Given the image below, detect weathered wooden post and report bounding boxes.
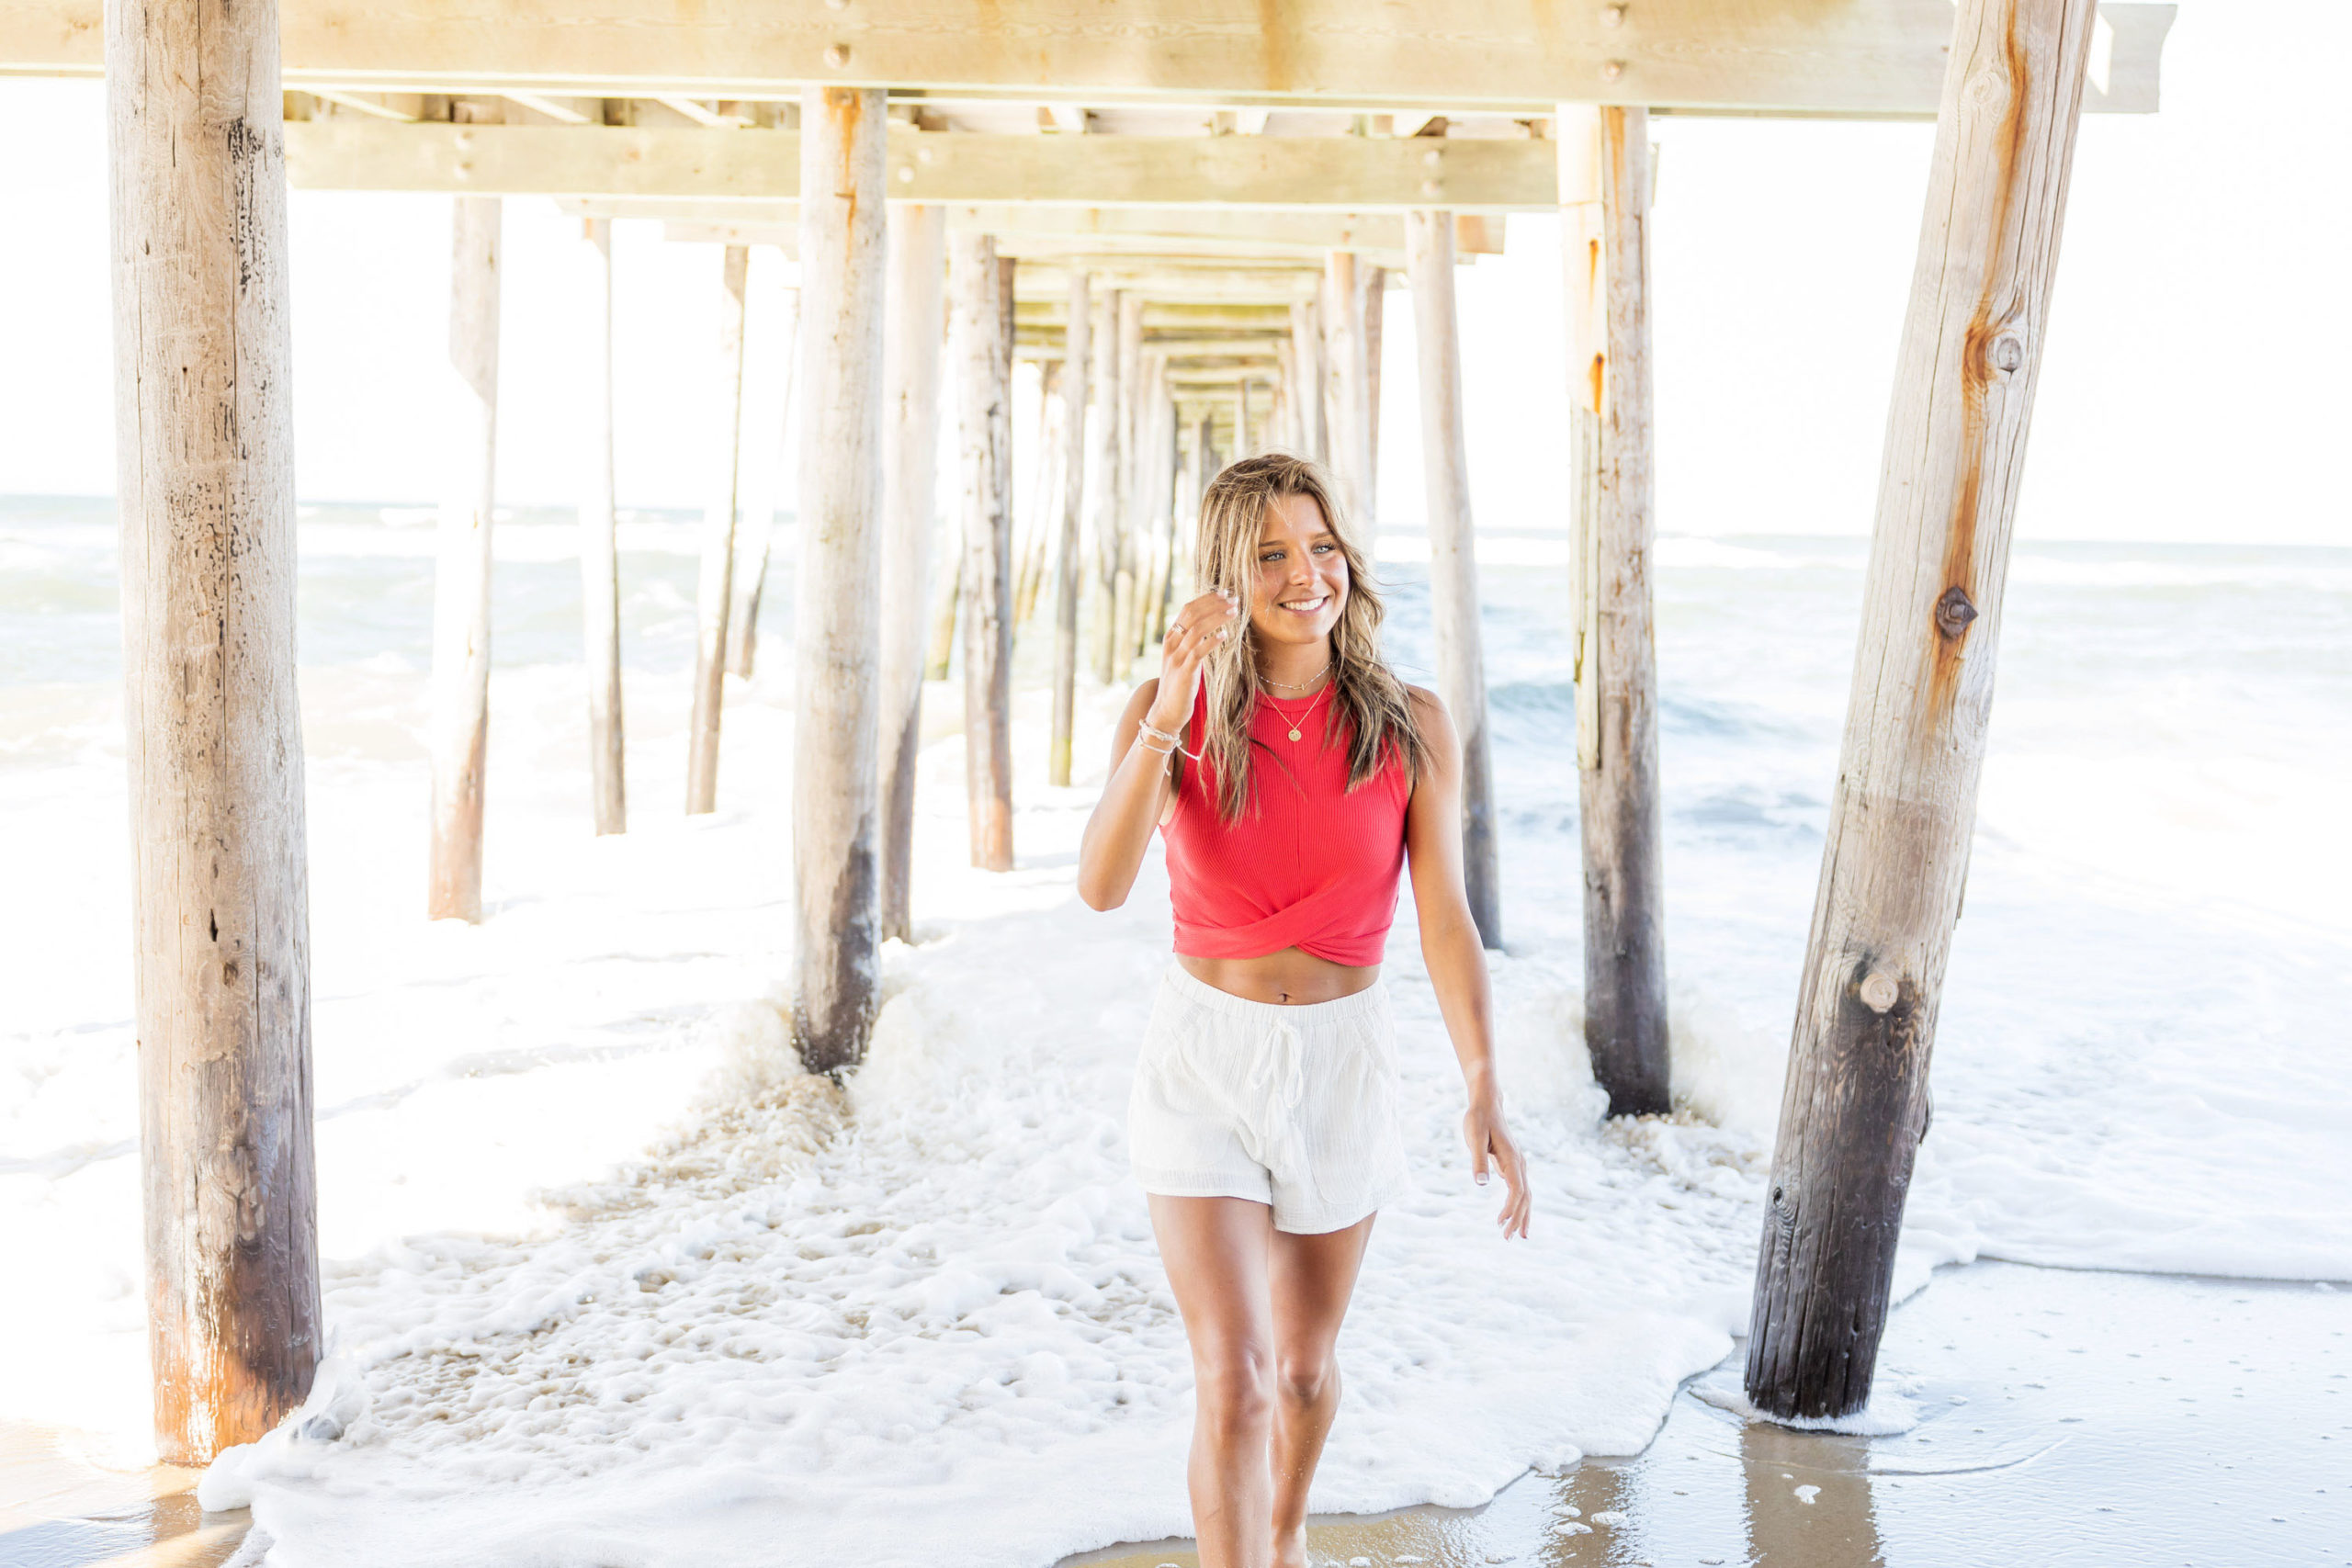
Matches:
[1288,299,1327,464]
[1112,292,1145,675]
[1050,271,1091,786]
[1088,288,1124,683]
[1747,0,2102,1420]
[579,217,626,836]
[728,280,800,678]
[428,188,502,922]
[686,243,751,815]
[1363,265,1385,525]
[792,85,888,1074]
[953,232,1016,871]
[1408,210,1501,948]
[1238,377,1256,457]
[1557,104,1669,1116]
[878,204,947,943]
[1014,361,1061,626]
[107,0,321,1461]
[1323,250,1373,518]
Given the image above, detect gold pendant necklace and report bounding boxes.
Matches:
[1265,681,1332,743]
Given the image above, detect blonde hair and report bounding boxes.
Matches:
[1182,453,1430,821]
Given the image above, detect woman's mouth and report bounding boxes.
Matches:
[1279,593,1330,615]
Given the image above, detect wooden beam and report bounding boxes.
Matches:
[428,194,500,923]
[878,207,948,942]
[5,1,2175,118]
[1408,210,1500,949]
[585,201,1505,256]
[111,0,321,1465]
[791,85,887,1076]
[1746,0,2101,1421]
[684,243,749,815]
[1322,250,1373,519]
[1050,271,1090,787]
[280,123,1564,209]
[1566,103,1671,1118]
[579,216,625,835]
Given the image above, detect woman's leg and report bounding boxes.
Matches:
[1148,1194,1280,1568]
[1265,1213,1377,1568]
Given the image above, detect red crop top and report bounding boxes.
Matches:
[1159,682,1413,965]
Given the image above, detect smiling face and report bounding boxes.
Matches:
[1248,490,1351,649]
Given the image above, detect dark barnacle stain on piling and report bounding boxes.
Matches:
[1935,585,1978,639]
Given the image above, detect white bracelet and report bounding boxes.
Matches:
[1136,719,1200,761]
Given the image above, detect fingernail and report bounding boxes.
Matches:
[1475,1174,1487,1186]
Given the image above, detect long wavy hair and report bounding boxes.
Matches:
[1181,453,1430,821]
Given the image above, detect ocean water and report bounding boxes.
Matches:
[2,493,2346,1563]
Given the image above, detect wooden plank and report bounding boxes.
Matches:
[878,206,948,942]
[280,122,1565,209]
[1050,271,1090,786]
[1568,104,1670,1117]
[726,276,797,677]
[791,85,888,1075]
[578,216,626,835]
[952,231,1016,870]
[5,1,2175,118]
[110,0,321,1464]
[428,193,501,923]
[1407,210,1500,949]
[1746,0,2102,1422]
[684,243,749,815]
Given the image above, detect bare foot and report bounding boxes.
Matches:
[1272,1523,1310,1568]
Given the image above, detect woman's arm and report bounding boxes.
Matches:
[1077,591,1236,910]
[1402,686,1532,1240]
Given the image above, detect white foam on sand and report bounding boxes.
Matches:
[188,767,1778,1564]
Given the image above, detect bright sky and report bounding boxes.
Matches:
[1,0,2346,546]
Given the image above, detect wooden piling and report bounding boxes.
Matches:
[1112,292,1145,676]
[953,232,1017,871]
[791,85,888,1074]
[1088,288,1124,683]
[686,243,751,815]
[1746,0,2102,1421]
[1408,210,1501,949]
[428,191,502,922]
[1557,104,1669,1117]
[578,217,626,836]
[1363,265,1385,525]
[1050,271,1091,786]
[107,0,321,1462]
[1288,299,1327,464]
[727,281,800,678]
[1322,250,1373,518]
[878,204,947,943]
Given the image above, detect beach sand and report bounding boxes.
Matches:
[10,1259,2342,1568]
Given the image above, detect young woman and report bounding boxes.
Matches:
[1078,454,1532,1568]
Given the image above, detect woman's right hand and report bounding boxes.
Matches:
[1149,589,1240,732]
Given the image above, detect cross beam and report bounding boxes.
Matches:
[0,0,2173,117]
[283,121,1560,209]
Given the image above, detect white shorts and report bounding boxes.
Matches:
[1127,962,1413,1235]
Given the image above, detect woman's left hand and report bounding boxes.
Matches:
[1464,1093,1532,1239]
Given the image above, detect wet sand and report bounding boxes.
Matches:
[1066,1262,2351,1568]
[6,1260,2345,1567]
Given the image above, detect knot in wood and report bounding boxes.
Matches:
[1934,585,1978,639]
[1989,333,2025,374]
[1601,4,1627,25]
[1860,972,1900,1013]
[1602,59,1625,81]
[825,42,851,68]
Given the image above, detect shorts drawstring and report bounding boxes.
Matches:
[1245,1016,1307,1174]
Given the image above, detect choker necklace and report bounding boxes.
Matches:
[1259,661,1331,693]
